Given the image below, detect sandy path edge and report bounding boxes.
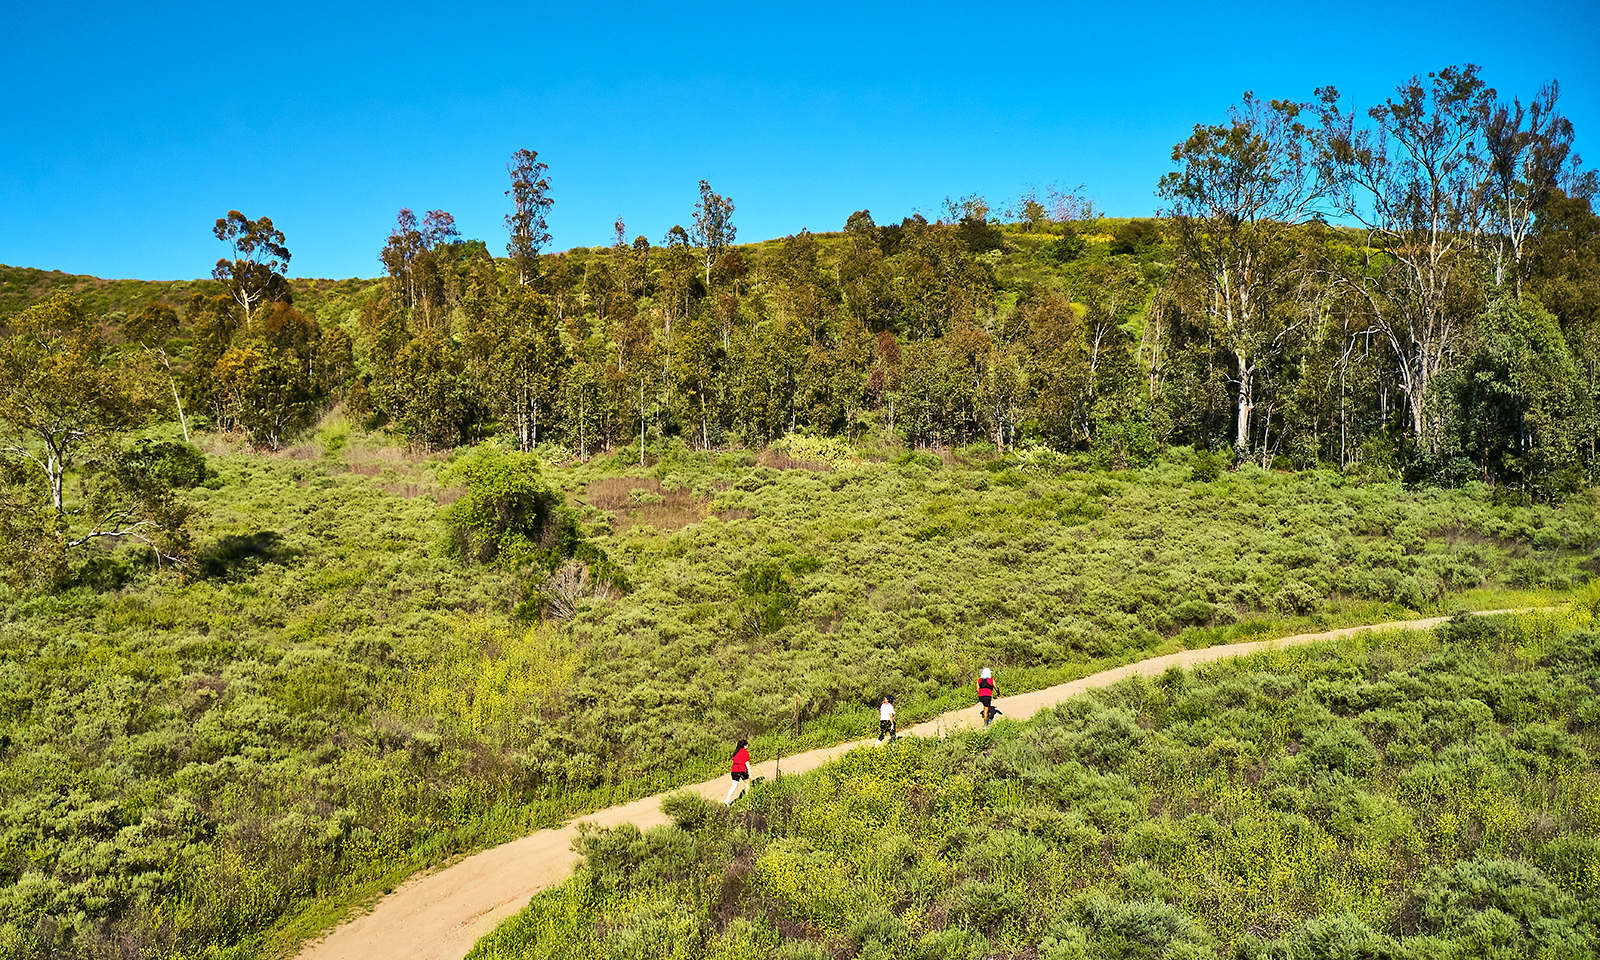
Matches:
[293,609,1532,960]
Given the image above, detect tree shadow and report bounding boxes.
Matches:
[196,531,295,581]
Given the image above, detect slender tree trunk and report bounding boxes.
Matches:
[1233,351,1255,456]
[168,369,190,443]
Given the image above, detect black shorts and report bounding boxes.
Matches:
[880,719,894,734]
[731,771,749,782]
[979,695,992,708]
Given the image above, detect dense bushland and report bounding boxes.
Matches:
[546,443,1600,777]
[0,428,1595,958]
[470,609,1600,960]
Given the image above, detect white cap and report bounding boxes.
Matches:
[981,668,992,679]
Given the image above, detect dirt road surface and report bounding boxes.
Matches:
[294,611,1511,960]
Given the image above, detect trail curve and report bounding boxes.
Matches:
[294,610,1525,960]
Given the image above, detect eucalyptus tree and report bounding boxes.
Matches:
[1483,81,1585,293]
[1526,189,1600,465]
[506,148,553,287]
[1316,65,1496,453]
[490,288,568,452]
[839,210,894,332]
[0,294,198,585]
[211,211,290,324]
[1159,92,1327,457]
[690,180,736,286]
[381,208,425,314]
[381,208,462,335]
[676,308,723,448]
[123,301,190,441]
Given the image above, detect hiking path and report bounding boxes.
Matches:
[295,611,1514,960]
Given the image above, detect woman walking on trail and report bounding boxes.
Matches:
[726,742,748,803]
[725,739,751,804]
[876,695,897,745]
[977,668,1001,726]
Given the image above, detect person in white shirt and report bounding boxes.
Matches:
[876,695,896,745]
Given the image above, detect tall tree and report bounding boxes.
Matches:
[123,302,191,441]
[690,180,736,286]
[1483,81,1582,292]
[490,288,569,452]
[1316,65,1496,453]
[382,208,463,334]
[1527,188,1600,466]
[0,294,196,585]
[840,210,895,331]
[506,149,553,287]
[380,207,424,312]
[1159,92,1326,455]
[211,211,290,324]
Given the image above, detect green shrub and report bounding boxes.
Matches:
[660,789,720,832]
[937,881,1026,935]
[1092,420,1159,470]
[1303,725,1379,777]
[1284,912,1389,960]
[601,901,704,960]
[891,449,943,471]
[733,559,798,636]
[1189,449,1224,483]
[1410,858,1582,951]
[772,433,853,466]
[441,443,574,568]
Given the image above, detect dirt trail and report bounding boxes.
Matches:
[294,611,1515,960]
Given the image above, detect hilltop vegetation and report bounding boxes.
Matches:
[472,609,1600,960]
[0,264,377,329]
[6,66,1600,591]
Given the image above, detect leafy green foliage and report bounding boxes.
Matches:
[0,294,206,583]
[442,443,575,568]
[1110,219,1162,255]
[476,612,1600,960]
[0,426,1597,958]
[733,559,799,637]
[1188,448,1224,482]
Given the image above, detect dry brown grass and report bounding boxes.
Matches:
[379,482,433,499]
[756,449,834,472]
[581,477,707,533]
[190,432,250,457]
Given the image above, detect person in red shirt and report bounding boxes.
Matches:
[977,668,1001,726]
[724,739,751,804]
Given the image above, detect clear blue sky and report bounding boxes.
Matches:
[3,0,1597,281]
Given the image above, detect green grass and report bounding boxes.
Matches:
[538,446,1598,782]
[2,431,1598,959]
[470,608,1600,960]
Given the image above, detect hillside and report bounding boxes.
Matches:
[6,56,1600,960]
[473,609,1600,959]
[1,424,1594,959]
[0,264,382,325]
